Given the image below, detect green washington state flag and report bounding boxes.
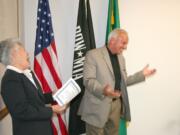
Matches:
[105,0,127,135]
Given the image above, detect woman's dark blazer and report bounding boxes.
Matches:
[1,69,54,135]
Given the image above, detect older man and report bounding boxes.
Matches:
[0,38,66,135]
[78,28,156,135]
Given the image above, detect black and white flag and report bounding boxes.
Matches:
[69,0,96,134]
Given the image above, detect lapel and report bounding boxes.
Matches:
[117,54,127,88]
[30,71,43,91]
[117,54,126,80]
[30,72,45,98]
[117,54,123,73]
[22,73,44,100]
[101,46,114,77]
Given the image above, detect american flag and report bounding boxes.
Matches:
[34,0,68,135]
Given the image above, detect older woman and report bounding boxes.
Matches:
[0,38,66,135]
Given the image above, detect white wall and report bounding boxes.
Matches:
[3,0,179,135]
[121,0,180,135]
[0,0,19,41]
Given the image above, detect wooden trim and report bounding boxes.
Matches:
[0,107,9,121]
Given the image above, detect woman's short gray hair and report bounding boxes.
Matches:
[0,38,23,66]
[108,28,128,44]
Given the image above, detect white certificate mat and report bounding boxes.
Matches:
[53,78,81,106]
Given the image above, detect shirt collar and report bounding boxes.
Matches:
[7,65,24,73]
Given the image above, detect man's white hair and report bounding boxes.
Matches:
[108,28,128,44]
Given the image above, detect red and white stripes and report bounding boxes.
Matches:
[34,41,68,135]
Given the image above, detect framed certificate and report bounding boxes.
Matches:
[53,78,81,106]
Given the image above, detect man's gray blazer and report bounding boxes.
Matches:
[78,46,145,128]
